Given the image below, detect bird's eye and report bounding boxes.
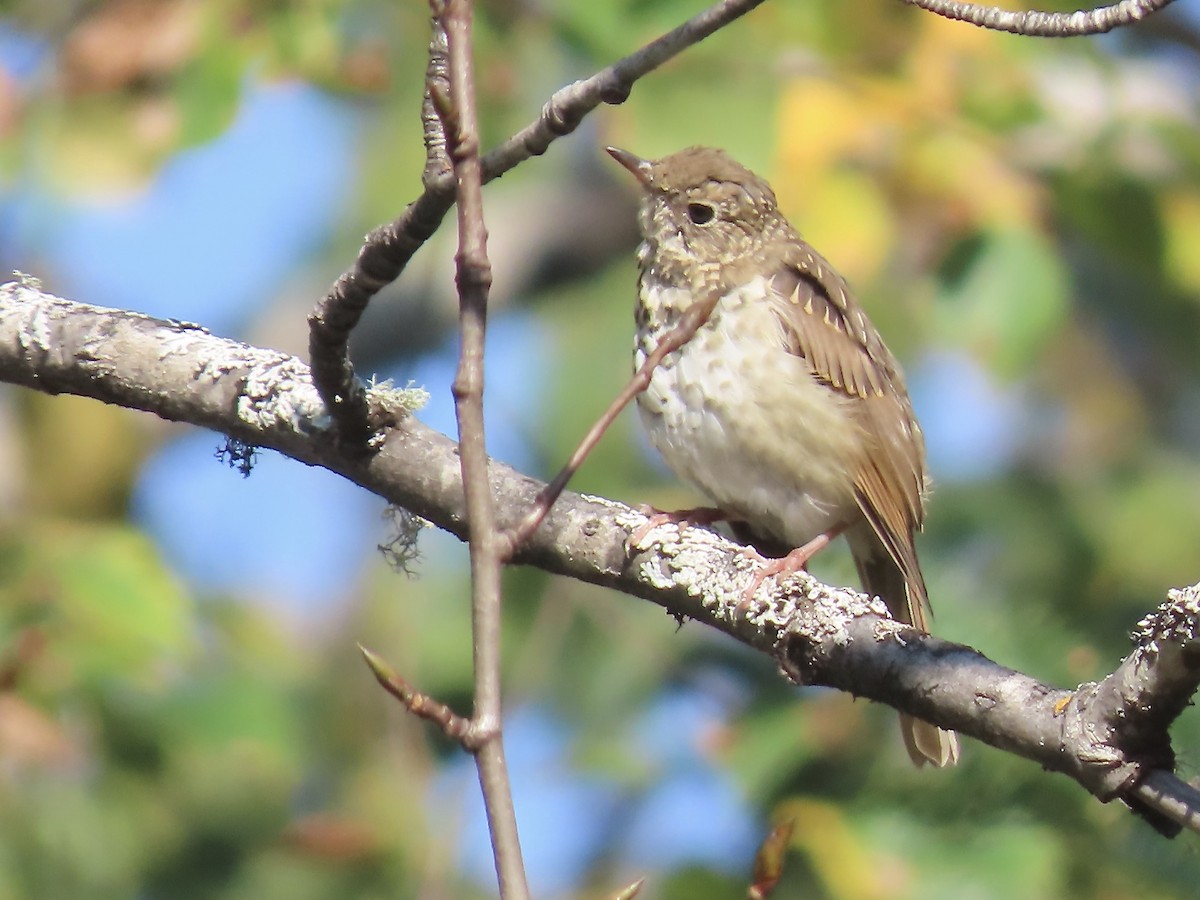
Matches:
[686,202,716,225]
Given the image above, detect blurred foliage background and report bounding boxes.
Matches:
[2,0,1200,897]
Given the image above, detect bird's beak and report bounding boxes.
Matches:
[606,146,654,189]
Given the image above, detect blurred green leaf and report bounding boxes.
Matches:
[21,521,194,691]
[936,228,1070,379]
[174,29,242,148]
[872,813,1067,900]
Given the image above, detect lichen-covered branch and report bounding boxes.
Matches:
[2,281,1197,837]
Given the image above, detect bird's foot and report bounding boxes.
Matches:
[737,531,837,608]
[629,504,730,549]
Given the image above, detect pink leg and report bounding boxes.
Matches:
[738,525,846,605]
[629,505,730,548]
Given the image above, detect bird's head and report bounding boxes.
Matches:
[606,145,785,274]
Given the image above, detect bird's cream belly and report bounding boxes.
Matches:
[636,286,862,548]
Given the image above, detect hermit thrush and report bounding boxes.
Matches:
[608,145,959,768]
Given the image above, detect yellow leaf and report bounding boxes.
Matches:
[776,76,875,178]
[1162,191,1200,294]
[776,797,901,900]
[779,170,895,285]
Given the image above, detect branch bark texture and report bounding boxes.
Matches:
[899,0,1176,36]
[2,281,1197,836]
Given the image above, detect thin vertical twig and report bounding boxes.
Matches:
[422,18,453,184]
[437,0,529,896]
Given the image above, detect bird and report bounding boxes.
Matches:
[607,144,959,768]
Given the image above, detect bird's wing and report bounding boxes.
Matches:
[767,240,929,617]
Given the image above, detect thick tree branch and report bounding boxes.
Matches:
[305,0,766,439]
[2,281,1197,837]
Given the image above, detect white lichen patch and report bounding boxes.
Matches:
[1133,582,1200,650]
[367,379,430,416]
[609,496,901,652]
[237,353,328,433]
[871,617,908,643]
[160,327,216,365]
[578,493,632,521]
[18,303,53,354]
[1,282,55,353]
[639,524,728,597]
[11,271,41,289]
[784,585,878,648]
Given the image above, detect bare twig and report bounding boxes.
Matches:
[359,645,475,744]
[477,0,767,175]
[6,282,1200,837]
[306,0,767,441]
[899,0,1176,36]
[437,0,529,895]
[307,187,449,441]
[502,292,720,556]
[422,18,453,184]
[609,877,646,899]
[748,819,795,899]
[306,18,455,442]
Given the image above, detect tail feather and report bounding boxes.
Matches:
[850,526,959,768]
[901,714,960,769]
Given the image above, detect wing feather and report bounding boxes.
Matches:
[767,240,930,615]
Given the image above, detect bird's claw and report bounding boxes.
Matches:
[735,532,834,612]
[629,504,729,549]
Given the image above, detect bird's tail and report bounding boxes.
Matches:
[852,532,960,768]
